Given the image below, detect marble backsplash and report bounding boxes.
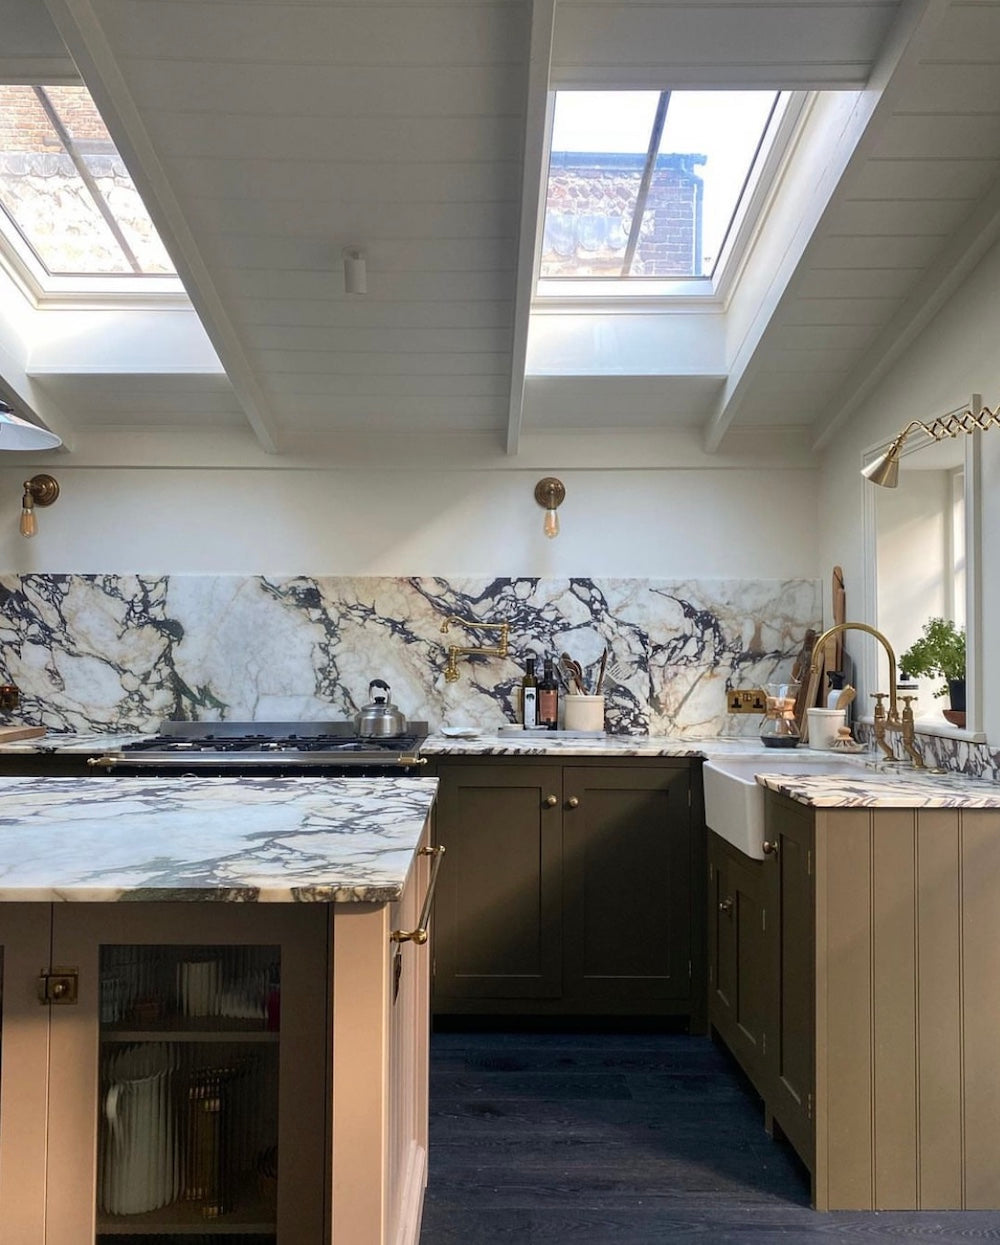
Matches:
[0,574,823,738]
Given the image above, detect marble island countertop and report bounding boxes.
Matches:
[0,775,437,903]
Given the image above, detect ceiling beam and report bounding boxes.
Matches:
[43,0,284,454]
[703,0,951,454]
[505,0,555,457]
[812,171,1000,451]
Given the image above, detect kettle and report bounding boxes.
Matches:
[354,679,408,738]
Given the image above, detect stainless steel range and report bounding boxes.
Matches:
[87,720,431,776]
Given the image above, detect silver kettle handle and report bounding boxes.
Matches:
[369,678,391,703]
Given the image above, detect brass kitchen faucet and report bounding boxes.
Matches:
[809,622,924,767]
[440,615,510,682]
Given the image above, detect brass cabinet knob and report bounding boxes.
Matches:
[762,840,778,856]
[543,795,558,807]
[718,897,734,914]
[566,796,580,809]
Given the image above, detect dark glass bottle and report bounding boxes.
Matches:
[538,657,559,730]
[521,657,538,728]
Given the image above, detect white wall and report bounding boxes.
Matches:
[0,464,819,579]
[818,236,1000,745]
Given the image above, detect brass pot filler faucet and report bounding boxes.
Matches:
[440,616,510,683]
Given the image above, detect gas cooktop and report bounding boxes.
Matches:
[109,720,430,769]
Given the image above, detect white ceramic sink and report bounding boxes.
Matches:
[703,752,871,859]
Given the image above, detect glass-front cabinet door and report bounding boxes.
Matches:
[44,903,329,1244]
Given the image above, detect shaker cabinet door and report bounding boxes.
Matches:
[562,765,692,1010]
[433,764,564,1005]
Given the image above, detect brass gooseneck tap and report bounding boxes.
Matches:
[440,615,510,683]
[808,622,923,767]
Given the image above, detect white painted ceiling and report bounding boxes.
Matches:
[0,0,997,465]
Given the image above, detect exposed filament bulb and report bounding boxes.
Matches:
[19,486,36,538]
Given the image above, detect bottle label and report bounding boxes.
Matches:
[522,686,538,727]
[538,688,558,729]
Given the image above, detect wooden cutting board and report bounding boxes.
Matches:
[0,725,46,744]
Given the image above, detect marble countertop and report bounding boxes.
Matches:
[756,767,1000,809]
[3,728,999,808]
[0,775,437,903]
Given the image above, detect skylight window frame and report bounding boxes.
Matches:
[0,82,186,308]
[533,89,810,308]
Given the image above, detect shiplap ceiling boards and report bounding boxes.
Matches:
[0,0,997,465]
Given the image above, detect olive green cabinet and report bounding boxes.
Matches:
[707,831,767,1084]
[708,799,815,1173]
[431,757,703,1023]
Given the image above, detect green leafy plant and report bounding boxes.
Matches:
[899,617,966,698]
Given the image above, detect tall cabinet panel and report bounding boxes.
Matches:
[707,833,766,1088]
[761,798,815,1169]
[0,905,52,1244]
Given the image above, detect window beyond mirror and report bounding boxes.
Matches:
[869,430,982,737]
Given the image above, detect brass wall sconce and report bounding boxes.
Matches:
[20,473,59,538]
[534,477,565,539]
[440,615,510,682]
[862,394,999,488]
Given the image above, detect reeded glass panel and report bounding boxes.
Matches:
[96,945,279,1239]
[0,85,175,276]
[540,90,781,281]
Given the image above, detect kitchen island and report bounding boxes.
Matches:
[0,774,438,1243]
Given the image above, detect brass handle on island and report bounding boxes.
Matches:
[719,897,734,914]
[390,845,446,946]
[566,796,579,809]
[544,794,558,807]
[86,755,118,769]
[762,840,779,856]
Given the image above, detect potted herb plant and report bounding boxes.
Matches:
[899,617,966,724]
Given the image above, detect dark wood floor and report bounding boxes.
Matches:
[419,1029,1000,1243]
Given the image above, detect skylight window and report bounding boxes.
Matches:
[0,85,175,285]
[538,90,784,292]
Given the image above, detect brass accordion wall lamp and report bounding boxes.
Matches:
[861,394,998,488]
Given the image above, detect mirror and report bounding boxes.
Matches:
[864,420,982,738]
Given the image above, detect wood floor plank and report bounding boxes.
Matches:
[421,1032,1000,1243]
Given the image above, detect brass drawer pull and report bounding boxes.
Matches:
[544,794,558,807]
[391,845,446,945]
[762,840,779,856]
[86,755,118,769]
[718,897,734,914]
[566,796,579,809]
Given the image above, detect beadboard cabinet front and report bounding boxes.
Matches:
[711,790,1000,1212]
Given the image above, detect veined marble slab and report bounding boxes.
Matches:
[757,769,1000,808]
[0,776,437,903]
[0,573,820,739]
[422,733,1000,806]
